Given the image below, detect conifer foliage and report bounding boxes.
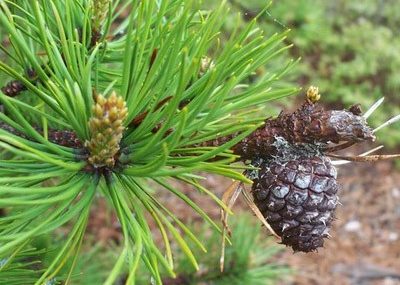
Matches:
[0,0,296,284]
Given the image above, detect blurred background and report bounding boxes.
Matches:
[204,0,400,147]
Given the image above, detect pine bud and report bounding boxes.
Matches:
[1,69,38,97]
[85,92,127,168]
[92,0,111,31]
[306,86,321,103]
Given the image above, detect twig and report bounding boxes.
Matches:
[129,96,173,128]
[329,152,400,162]
[324,141,356,153]
[220,180,242,272]
[331,146,384,165]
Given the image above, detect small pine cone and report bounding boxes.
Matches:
[85,92,128,168]
[0,121,82,148]
[1,80,27,97]
[252,155,339,252]
[48,130,83,148]
[233,101,375,160]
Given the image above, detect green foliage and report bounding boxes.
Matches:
[0,0,295,283]
[0,235,125,285]
[65,245,121,285]
[135,214,291,285]
[0,215,291,285]
[0,247,45,285]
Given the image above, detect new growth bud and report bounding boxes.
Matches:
[306,86,321,103]
[85,92,128,168]
[92,0,111,31]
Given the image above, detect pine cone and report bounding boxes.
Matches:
[252,155,339,252]
[1,80,27,97]
[233,101,375,160]
[0,122,83,148]
[1,69,38,97]
[48,130,83,148]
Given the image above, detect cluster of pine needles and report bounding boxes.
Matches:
[0,0,297,284]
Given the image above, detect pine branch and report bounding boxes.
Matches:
[0,96,376,158]
[0,122,82,148]
[0,0,297,282]
[198,97,375,161]
[0,0,398,282]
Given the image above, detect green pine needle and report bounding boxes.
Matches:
[0,0,296,283]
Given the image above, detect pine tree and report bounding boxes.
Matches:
[0,0,297,284]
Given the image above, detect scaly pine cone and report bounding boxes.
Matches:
[85,92,128,168]
[1,69,38,97]
[252,154,339,252]
[48,130,83,148]
[233,100,375,160]
[0,122,83,148]
[1,80,27,97]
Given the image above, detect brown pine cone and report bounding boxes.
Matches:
[0,122,83,148]
[1,80,27,97]
[233,101,375,160]
[48,130,83,148]
[251,154,339,252]
[1,69,37,97]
